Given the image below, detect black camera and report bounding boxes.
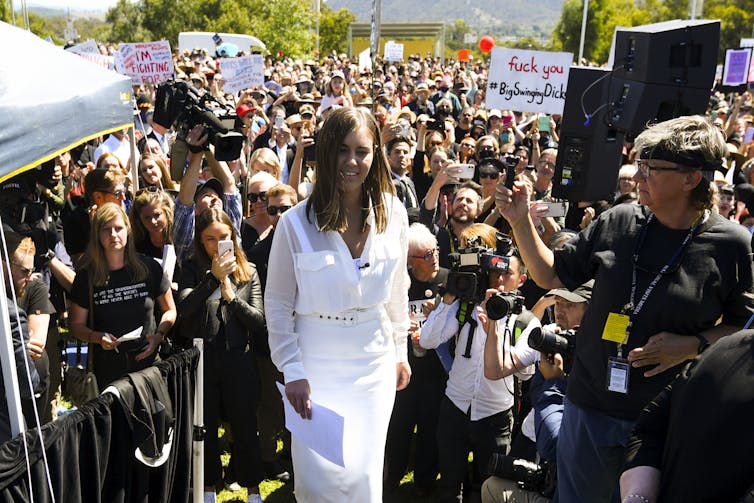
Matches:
[446,234,522,319]
[425,118,445,133]
[527,327,575,359]
[153,80,244,161]
[486,291,525,321]
[488,453,554,494]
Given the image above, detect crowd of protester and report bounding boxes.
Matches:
[2,43,754,503]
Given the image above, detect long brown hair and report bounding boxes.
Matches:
[193,207,253,284]
[307,107,395,233]
[87,203,148,287]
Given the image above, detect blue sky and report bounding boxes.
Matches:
[27,0,118,11]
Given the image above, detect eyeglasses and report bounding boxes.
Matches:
[537,160,556,170]
[460,143,476,149]
[479,171,499,180]
[248,191,268,203]
[409,248,439,261]
[266,204,292,216]
[11,262,34,277]
[478,146,495,152]
[634,159,684,178]
[98,188,126,199]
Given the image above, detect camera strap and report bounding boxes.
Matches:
[455,301,476,358]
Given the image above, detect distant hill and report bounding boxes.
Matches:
[26,6,106,20]
[326,0,564,39]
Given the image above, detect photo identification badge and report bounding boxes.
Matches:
[606,357,630,394]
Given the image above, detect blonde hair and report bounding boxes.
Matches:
[87,203,148,287]
[129,189,175,248]
[250,148,282,180]
[139,154,176,190]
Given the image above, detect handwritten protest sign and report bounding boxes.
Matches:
[486,48,573,114]
[115,41,174,85]
[66,40,114,70]
[723,48,752,86]
[220,54,264,94]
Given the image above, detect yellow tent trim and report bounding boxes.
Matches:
[0,122,135,184]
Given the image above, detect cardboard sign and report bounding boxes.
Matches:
[66,39,99,55]
[384,41,404,62]
[115,41,174,85]
[722,48,752,86]
[486,48,573,114]
[220,54,264,94]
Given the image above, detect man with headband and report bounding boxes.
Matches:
[493,115,754,502]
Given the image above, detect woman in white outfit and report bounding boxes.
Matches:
[265,107,411,502]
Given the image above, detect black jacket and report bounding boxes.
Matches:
[176,260,266,351]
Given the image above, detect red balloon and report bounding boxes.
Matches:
[479,35,495,54]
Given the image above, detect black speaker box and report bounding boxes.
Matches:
[611,19,720,87]
[553,67,625,203]
[607,79,711,135]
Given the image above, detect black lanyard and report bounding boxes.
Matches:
[619,211,704,355]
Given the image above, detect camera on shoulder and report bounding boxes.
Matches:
[445,233,524,320]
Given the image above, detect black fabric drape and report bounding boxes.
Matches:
[0,348,199,503]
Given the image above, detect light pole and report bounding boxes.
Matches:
[578,0,589,65]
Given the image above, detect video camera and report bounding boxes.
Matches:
[446,233,525,319]
[152,80,244,162]
[488,453,556,496]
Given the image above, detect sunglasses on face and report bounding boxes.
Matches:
[99,189,126,199]
[11,262,34,277]
[248,191,268,203]
[479,171,499,180]
[266,204,291,216]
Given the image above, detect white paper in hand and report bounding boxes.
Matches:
[117,326,143,343]
[275,382,345,468]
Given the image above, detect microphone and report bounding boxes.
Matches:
[358,262,371,270]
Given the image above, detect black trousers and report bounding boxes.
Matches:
[384,350,447,489]
[436,396,512,502]
[203,345,264,488]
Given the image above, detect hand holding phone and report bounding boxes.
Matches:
[218,239,234,259]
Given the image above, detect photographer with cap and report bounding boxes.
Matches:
[482,281,593,503]
[495,115,754,502]
[173,125,242,264]
[420,223,539,503]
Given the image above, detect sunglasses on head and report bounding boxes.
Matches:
[266,204,291,216]
[136,185,161,195]
[248,191,268,203]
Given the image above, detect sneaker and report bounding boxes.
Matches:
[263,460,291,482]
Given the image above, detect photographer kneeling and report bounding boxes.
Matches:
[420,223,539,503]
[482,281,593,503]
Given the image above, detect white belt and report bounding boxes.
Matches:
[301,307,383,327]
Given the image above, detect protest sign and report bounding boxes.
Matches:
[220,54,264,94]
[741,38,754,48]
[358,48,372,73]
[722,48,752,86]
[486,48,573,114]
[384,41,404,62]
[115,41,174,85]
[66,39,99,55]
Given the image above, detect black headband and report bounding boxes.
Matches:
[640,145,722,172]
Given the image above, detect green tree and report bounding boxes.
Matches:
[106,0,153,43]
[0,0,10,23]
[318,4,356,57]
[446,19,473,52]
[707,3,752,60]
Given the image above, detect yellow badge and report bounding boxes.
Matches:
[601,312,630,344]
